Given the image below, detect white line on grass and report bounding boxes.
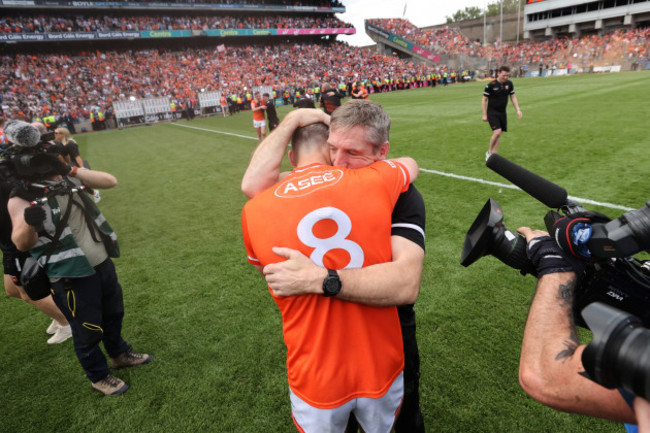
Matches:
[171,123,635,212]
[421,168,634,212]
[170,122,258,140]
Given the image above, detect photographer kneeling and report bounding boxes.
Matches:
[5,121,152,396]
[517,226,647,432]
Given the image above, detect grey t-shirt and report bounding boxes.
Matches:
[55,193,108,268]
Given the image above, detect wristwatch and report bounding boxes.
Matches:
[322,269,341,297]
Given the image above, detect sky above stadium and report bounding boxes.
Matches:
[339,0,489,46]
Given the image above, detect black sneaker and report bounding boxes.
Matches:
[110,349,154,369]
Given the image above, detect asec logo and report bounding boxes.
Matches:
[275,169,344,198]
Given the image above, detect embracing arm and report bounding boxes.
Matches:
[337,235,423,305]
[392,157,419,183]
[263,235,423,307]
[241,108,330,198]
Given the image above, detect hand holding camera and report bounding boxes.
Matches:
[521,231,585,278]
[24,205,46,229]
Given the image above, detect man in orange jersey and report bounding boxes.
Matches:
[251,91,267,142]
[243,101,426,433]
[242,109,419,433]
[220,94,229,117]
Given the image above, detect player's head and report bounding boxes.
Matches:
[328,99,390,169]
[254,91,261,100]
[289,122,330,167]
[262,93,270,101]
[497,66,510,81]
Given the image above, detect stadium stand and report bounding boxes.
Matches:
[367,18,649,76]
[0,0,359,127]
[0,42,438,128]
[0,1,647,130]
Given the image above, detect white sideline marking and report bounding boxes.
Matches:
[170,122,258,140]
[420,168,635,212]
[170,123,635,212]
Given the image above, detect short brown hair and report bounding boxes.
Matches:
[330,99,390,152]
[291,122,329,161]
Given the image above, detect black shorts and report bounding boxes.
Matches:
[487,111,507,132]
[2,250,29,283]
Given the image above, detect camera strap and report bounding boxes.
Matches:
[70,194,103,244]
[38,190,76,268]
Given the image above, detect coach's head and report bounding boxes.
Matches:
[328,99,390,169]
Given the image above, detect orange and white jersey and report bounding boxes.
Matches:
[242,161,410,409]
[251,99,266,121]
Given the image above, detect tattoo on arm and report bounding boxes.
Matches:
[554,277,580,363]
[556,278,576,307]
[555,340,578,362]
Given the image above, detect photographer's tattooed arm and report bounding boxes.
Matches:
[554,277,579,362]
[518,272,636,422]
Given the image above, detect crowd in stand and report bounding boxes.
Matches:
[368,18,649,69]
[1,13,648,128]
[0,13,352,33]
[0,41,443,125]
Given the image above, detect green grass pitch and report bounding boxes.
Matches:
[1,71,649,432]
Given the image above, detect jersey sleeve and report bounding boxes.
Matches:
[391,185,426,251]
[241,206,261,266]
[509,81,515,95]
[372,159,411,194]
[483,83,491,97]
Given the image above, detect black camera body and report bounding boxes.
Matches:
[0,134,62,182]
[462,154,650,401]
[461,198,650,329]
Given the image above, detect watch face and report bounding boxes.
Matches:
[323,275,341,296]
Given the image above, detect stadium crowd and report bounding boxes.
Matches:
[0,13,352,33]
[368,18,650,70]
[1,14,648,127]
[0,42,442,125]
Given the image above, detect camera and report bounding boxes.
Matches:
[0,120,64,181]
[581,302,650,400]
[461,154,650,326]
[461,197,650,328]
[39,131,55,145]
[0,132,65,183]
[461,154,650,399]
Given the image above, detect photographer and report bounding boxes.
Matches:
[1,170,72,344]
[5,120,152,396]
[516,226,644,431]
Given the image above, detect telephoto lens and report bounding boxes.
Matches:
[582,302,650,400]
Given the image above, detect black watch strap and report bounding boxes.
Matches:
[322,269,341,297]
